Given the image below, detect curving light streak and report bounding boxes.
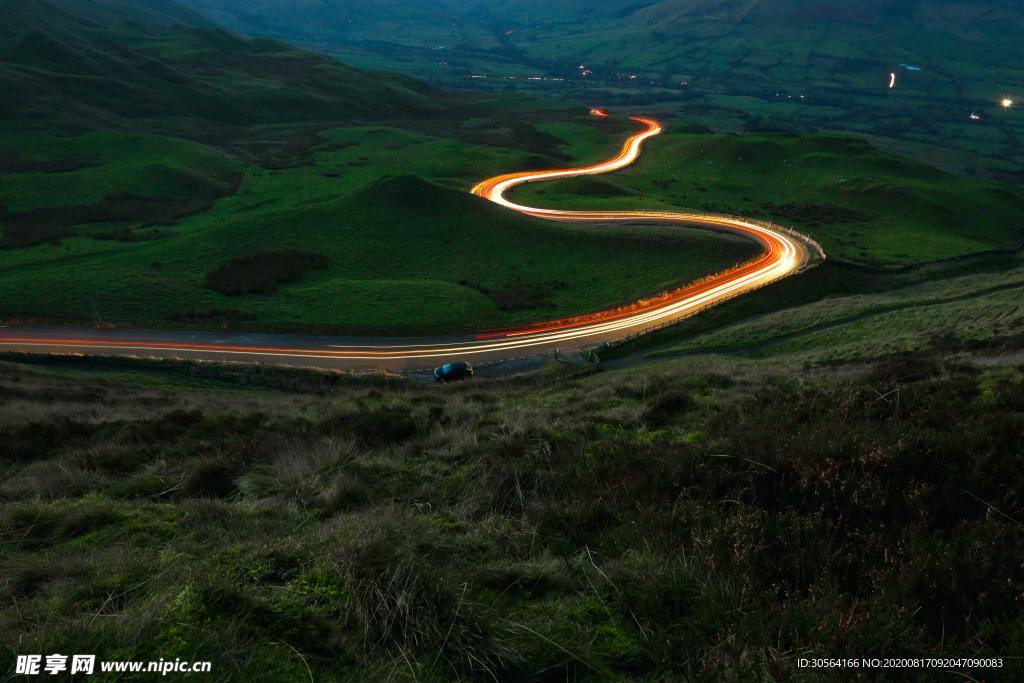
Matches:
[0,117,816,366]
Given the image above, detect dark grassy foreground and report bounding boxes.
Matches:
[1,350,1022,681]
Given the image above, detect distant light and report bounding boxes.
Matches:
[970,113,982,121]
[1001,98,1014,109]
[889,72,896,89]
[590,108,609,118]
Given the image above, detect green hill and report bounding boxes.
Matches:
[0,0,443,139]
[37,0,214,29]
[512,128,1024,267]
[0,139,757,333]
[0,0,771,336]
[5,0,1021,337]
[177,0,576,53]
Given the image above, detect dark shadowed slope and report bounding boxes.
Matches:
[54,0,214,28]
[0,0,444,138]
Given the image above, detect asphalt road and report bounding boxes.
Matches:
[0,116,821,372]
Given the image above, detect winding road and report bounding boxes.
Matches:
[0,116,821,371]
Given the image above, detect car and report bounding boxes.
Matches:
[433,361,474,382]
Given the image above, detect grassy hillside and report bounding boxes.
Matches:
[0,2,761,335]
[0,131,241,247]
[513,123,1024,267]
[34,0,215,29]
[181,0,495,49]
[605,250,1023,364]
[654,261,1024,362]
[0,123,757,334]
[4,105,1022,333]
[0,1,442,138]
[509,120,1024,371]
[0,343,1021,680]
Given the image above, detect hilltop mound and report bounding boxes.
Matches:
[348,174,510,220]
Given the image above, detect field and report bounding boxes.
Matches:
[0,123,758,335]
[513,124,1024,267]
[5,110,1023,336]
[0,7,764,336]
[6,1,1023,338]
[1,343,1022,680]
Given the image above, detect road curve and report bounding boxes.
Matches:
[0,116,821,371]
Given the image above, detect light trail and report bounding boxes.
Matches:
[0,116,820,369]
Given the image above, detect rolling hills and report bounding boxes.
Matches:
[4,0,1023,338]
[3,0,214,33]
[4,0,1024,336]
[175,0,1024,180]
[0,0,762,335]
[0,0,443,138]
[512,129,1024,267]
[0,124,758,334]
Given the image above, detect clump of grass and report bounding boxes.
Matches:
[1,352,1022,679]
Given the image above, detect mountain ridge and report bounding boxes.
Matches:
[0,0,444,138]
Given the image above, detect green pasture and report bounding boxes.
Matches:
[513,125,1024,266]
[0,124,757,334]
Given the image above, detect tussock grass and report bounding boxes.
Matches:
[1,349,1022,680]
